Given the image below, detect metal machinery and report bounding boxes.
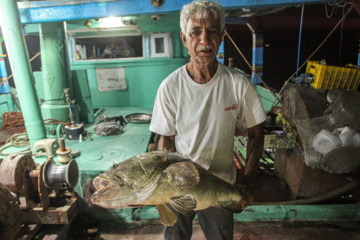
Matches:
[0,153,79,240]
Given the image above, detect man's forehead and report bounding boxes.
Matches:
[187,15,220,28]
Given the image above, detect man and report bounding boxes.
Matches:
[150,1,266,239]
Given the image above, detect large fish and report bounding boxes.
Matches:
[90,151,249,226]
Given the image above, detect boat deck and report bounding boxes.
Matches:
[0,107,359,240]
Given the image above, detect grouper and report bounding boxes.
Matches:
[90,151,249,226]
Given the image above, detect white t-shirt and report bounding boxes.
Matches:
[150,63,266,183]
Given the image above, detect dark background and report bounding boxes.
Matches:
[225,4,360,90]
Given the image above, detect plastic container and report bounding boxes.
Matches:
[264,131,296,150]
[306,61,360,90]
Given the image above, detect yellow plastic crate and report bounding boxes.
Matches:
[306,61,360,90]
[264,132,296,150]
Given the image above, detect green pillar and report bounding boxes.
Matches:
[40,22,70,127]
[0,0,46,146]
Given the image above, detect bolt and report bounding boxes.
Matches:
[59,138,66,151]
[29,169,39,178]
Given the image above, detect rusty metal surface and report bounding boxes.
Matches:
[21,194,78,225]
[0,181,22,240]
[38,160,50,210]
[16,224,42,240]
[0,154,37,209]
[0,154,35,192]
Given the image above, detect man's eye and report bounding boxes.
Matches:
[208,29,219,34]
[192,30,201,35]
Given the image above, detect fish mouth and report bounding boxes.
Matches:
[93,174,114,190]
[90,184,136,208]
[90,171,162,209]
[91,175,136,208]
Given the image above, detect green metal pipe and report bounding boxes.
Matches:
[0,0,46,147]
[40,22,70,126]
[40,22,68,103]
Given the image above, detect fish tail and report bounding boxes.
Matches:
[216,186,253,213]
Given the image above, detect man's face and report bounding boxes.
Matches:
[181,15,222,66]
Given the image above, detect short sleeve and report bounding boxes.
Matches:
[240,83,267,128]
[149,83,177,136]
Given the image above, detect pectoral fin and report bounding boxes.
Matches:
[156,204,177,226]
[170,194,197,216]
[164,162,200,189]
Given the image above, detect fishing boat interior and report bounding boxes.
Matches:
[0,0,359,239]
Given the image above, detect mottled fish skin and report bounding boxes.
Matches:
[143,152,242,211]
[91,151,243,214]
[91,152,164,208]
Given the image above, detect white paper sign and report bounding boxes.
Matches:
[96,67,127,92]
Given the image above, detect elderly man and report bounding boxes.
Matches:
[150,1,266,239]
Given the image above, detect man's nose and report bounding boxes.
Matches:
[200,31,210,45]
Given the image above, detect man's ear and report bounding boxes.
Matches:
[180,31,187,47]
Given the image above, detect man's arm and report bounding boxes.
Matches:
[236,123,264,183]
[157,135,176,152]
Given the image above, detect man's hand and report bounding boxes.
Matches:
[243,123,264,178]
[158,135,176,152]
[234,183,253,208]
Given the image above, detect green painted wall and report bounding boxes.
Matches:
[71,58,186,108]
[26,14,188,110]
[67,13,187,109]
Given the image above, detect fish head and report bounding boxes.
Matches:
[90,152,165,208]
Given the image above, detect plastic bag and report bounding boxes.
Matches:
[333,126,360,148]
[337,126,356,147]
[94,121,123,137]
[312,129,341,155]
[352,132,360,148]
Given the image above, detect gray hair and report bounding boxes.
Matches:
[180,0,225,35]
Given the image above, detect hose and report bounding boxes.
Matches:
[94,107,104,119]
[56,123,64,142]
[252,181,360,206]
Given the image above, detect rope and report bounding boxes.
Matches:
[0,111,24,130]
[0,113,69,154]
[6,52,41,81]
[0,133,30,156]
[10,91,21,111]
[44,118,69,126]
